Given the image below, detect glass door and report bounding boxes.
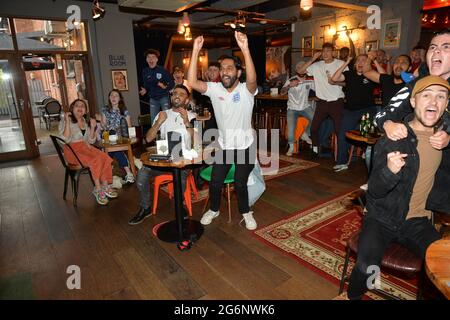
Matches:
[60,54,93,111]
[0,53,39,161]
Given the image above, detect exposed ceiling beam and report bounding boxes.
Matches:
[314,0,376,12]
[193,7,266,17]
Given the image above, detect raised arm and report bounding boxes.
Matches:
[146,111,167,143]
[297,51,322,75]
[363,51,381,83]
[331,56,352,83]
[187,36,208,94]
[234,31,257,94]
[346,31,356,58]
[373,59,387,74]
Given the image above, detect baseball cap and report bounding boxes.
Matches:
[412,75,450,96]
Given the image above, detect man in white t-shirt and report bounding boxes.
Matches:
[188,31,258,230]
[129,84,195,225]
[281,62,316,156]
[297,42,348,157]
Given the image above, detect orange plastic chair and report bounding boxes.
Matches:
[285,117,309,154]
[152,172,198,216]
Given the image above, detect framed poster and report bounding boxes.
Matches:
[365,40,379,53]
[382,19,401,49]
[111,69,128,91]
[302,35,314,57]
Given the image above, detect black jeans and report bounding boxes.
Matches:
[347,216,441,300]
[209,147,255,215]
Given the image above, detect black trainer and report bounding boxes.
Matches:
[128,207,152,225]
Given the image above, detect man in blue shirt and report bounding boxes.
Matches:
[139,49,174,123]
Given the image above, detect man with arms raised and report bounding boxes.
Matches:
[188,32,258,230]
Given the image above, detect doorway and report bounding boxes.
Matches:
[0,53,39,161]
[23,53,92,156]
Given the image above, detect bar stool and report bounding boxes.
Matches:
[152,172,198,216]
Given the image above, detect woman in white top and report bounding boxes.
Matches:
[59,99,118,205]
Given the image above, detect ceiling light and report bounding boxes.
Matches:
[300,0,313,11]
[92,0,105,21]
[184,26,192,41]
[182,12,190,27]
[230,22,236,29]
[177,19,185,34]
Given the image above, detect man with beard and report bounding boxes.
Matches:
[129,85,195,225]
[187,31,258,230]
[346,76,446,299]
[363,53,412,107]
[373,29,450,219]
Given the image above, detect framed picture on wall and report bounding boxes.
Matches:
[111,69,128,91]
[365,40,379,53]
[382,19,401,49]
[302,36,314,57]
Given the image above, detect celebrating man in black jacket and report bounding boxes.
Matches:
[347,76,447,300]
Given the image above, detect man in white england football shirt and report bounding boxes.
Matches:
[188,31,258,230]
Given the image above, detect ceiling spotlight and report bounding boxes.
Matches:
[177,19,185,34]
[182,12,190,27]
[184,26,192,41]
[300,0,313,11]
[230,22,236,29]
[92,0,105,21]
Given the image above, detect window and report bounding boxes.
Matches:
[0,17,14,50]
[14,18,87,51]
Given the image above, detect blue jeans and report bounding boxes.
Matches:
[286,107,314,144]
[150,95,170,124]
[137,166,188,210]
[336,107,377,165]
[109,151,129,168]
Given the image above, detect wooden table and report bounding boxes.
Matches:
[141,150,206,250]
[425,238,450,299]
[97,137,137,177]
[345,130,382,171]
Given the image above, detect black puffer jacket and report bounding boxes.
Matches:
[367,118,448,230]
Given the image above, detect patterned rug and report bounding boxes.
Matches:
[254,191,418,300]
[161,154,318,203]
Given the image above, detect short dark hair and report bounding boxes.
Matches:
[322,42,334,50]
[433,28,450,37]
[340,46,350,52]
[208,61,220,69]
[144,49,160,58]
[396,54,412,66]
[219,55,242,70]
[413,45,426,51]
[172,84,190,96]
[217,54,229,62]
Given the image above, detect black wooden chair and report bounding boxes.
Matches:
[50,135,94,207]
[43,98,62,130]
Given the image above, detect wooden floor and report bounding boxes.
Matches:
[0,152,369,300]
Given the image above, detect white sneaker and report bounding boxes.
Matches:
[301,133,312,145]
[286,143,294,156]
[125,173,135,184]
[360,183,368,191]
[334,164,348,172]
[200,209,220,225]
[240,211,257,230]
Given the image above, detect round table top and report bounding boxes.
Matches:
[345,130,381,145]
[97,137,137,149]
[425,238,450,299]
[140,149,205,169]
